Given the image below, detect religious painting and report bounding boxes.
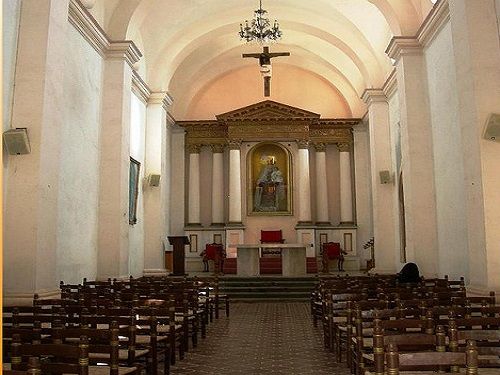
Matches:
[129,157,140,225]
[247,142,292,215]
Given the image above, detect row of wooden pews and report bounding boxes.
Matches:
[3,275,230,374]
[311,274,500,374]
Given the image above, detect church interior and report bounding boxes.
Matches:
[2,0,500,373]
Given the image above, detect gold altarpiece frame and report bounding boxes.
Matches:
[177,100,360,216]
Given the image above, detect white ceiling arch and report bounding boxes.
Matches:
[169,44,365,118]
[184,63,354,119]
[151,24,372,93]
[93,0,435,119]
[145,2,389,87]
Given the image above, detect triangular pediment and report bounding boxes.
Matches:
[216,100,320,121]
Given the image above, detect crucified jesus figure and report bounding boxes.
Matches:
[242,46,290,97]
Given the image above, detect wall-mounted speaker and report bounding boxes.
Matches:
[3,128,31,155]
[148,174,161,187]
[484,113,500,142]
[379,170,393,184]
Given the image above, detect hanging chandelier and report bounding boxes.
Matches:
[239,0,283,43]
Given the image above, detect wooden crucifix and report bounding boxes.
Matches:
[243,46,290,97]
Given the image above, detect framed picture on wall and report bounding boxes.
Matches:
[343,233,353,253]
[129,157,140,225]
[189,234,198,252]
[247,142,292,216]
[319,233,328,246]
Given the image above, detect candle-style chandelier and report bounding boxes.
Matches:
[239,0,283,43]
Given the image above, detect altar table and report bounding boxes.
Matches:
[236,244,307,277]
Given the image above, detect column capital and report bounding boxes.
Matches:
[313,142,327,152]
[148,91,174,110]
[336,142,351,152]
[209,143,225,153]
[106,41,142,67]
[385,36,423,62]
[186,144,202,154]
[228,140,242,150]
[361,89,388,105]
[296,139,309,149]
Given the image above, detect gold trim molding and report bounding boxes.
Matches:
[177,100,360,147]
[313,143,327,152]
[210,144,225,153]
[337,142,351,152]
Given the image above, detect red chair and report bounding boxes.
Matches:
[205,243,225,275]
[322,242,346,272]
[260,230,285,244]
[260,230,285,256]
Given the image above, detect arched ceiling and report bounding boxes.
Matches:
[90,0,434,119]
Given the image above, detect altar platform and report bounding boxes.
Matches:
[183,273,366,301]
[236,243,310,277]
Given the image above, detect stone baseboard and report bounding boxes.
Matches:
[4,289,60,306]
[143,268,169,276]
[466,284,500,297]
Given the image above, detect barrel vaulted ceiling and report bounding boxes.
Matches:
[89,0,434,119]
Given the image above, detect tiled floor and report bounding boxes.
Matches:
[170,302,350,375]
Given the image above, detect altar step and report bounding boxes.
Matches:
[222,257,319,275]
[219,276,318,301]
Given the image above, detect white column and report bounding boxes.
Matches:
[210,144,225,226]
[169,126,185,235]
[361,89,398,273]
[187,144,202,226]
[314,143,330,225]
[4,0,69,302]
[143,92,171,276]
[228,141,243,224]
[449,0,500,293]
[338,143,354,224]
[97,42,140,280]
[387,37,439,276]
[297,140,312,224]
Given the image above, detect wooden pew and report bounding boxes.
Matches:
[380,340,481,374]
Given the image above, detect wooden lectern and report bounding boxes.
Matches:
[167,236,189,276]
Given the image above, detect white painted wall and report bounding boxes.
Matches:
[129,94,146,277]
[57,26,104,284]
[424,21,468,280]
[497,0,500,35]
[354,121,373,266]
[2,0,22,197]
[388,90,404,271]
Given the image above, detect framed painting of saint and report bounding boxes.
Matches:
[247,142,292,215]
